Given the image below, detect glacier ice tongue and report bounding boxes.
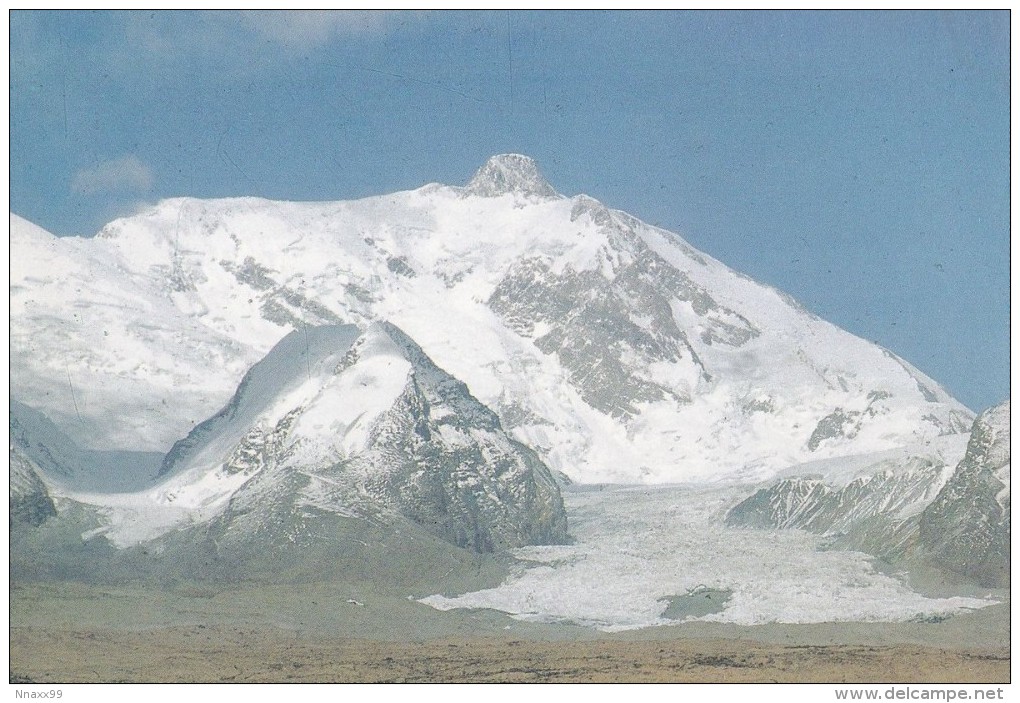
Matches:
[420,484,996,631]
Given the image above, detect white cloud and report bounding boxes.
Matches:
[241,10,409,48]
[71,155,154,196]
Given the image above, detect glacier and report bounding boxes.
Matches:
[421,483,995,631]
[9,154,1001,631]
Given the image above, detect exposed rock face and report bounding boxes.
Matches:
[9,444,56,527]
[728,401,1010,588]
[156,323,568,554]
[484,198,761,418]
[918,402,1010,587]
[725,455,950,560]
[464,154,559,199]
[10,399,77,481]
[362,323,568,550]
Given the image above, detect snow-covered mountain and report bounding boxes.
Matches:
[10,399,161,493]
[10,154,972,484]
[63,322,567,552]
[725,436,968,559]
[726,401,1010,587]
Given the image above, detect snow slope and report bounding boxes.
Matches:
[10,154,973,484]
[68,323,567,551]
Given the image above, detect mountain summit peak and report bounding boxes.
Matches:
[464,154,558,199]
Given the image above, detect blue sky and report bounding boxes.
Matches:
[9,10,1010,412]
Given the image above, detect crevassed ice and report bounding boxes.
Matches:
[420,485,995,631]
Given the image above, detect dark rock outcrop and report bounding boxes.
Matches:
[918,402,1010,587]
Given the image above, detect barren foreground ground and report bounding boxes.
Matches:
[8,625,1009,683]
[9,581,1009,683]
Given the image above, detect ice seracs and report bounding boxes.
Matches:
[422,483,994,630]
